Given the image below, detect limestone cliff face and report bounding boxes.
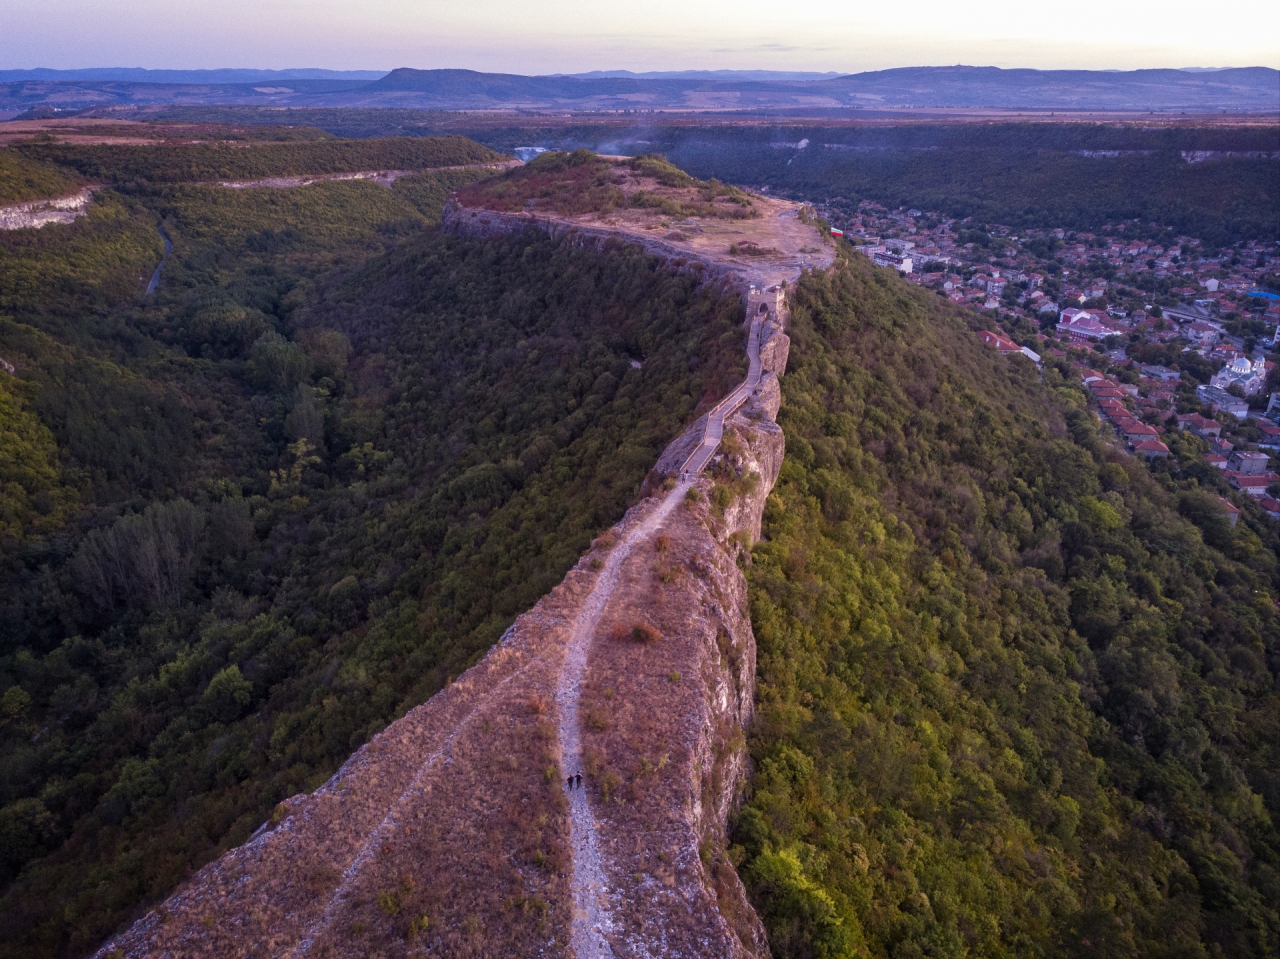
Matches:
[759,329,790,378]
[442,202,743,289]
[0,187,95,230]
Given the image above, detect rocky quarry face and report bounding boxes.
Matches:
[96,226,794,959]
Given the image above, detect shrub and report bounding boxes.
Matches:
[377,890,402,917]
[600,772,622,803]
[406,913,430,937]
[631,623,662,645]
[712,485,734,512]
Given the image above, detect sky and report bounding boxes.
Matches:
[3,0,1279,74]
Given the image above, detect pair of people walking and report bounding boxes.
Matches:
[565,773,583,789]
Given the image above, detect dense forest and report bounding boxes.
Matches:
[657,130,1278,250]
[9,135,501,186]
[0,140,747,956]
[735,252,1280,957]
[132,110,1279,247]
[0,152,81,205]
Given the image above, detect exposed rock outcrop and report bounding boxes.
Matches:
[0,187,95,230]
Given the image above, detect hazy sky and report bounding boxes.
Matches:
[4,0,1279,73]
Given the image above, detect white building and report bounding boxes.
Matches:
[872,251,913,274]
[1210,356,1266,396]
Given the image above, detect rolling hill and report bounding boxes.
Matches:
[2,65,1276,117]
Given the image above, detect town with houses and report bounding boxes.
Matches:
[822,200,1280,523]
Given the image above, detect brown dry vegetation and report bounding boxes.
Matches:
[564,403,782,956]
[448,155,834,291]
[455,150,758,221]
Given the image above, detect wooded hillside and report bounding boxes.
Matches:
[10,135,501,186]
[737,253,1280,957]
[0,145,744,956]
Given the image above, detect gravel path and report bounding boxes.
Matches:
[556,478,692,959]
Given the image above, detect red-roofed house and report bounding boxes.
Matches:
[1185,321,1221,344]
[1134,439,1170,459]
[975,330,1041,366]
[1257,422,1280,449]
[1261,497,1280,521]
[1177,413,1221,439]
[1221,498,1241,526]
[977,330,1020,353]
[1227,472,1273,497]
[1119,422,1160,445]
[1058,308,1120,342]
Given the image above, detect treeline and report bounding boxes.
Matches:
[713,123,1280,155]
[0,151,80,205]
[735,252,1280,957]
[663,136,1278,249]
[8,135,502,186]
[0,153,744,956]
[142,105,457,140]
[62,115,1278,247]
[134,109,1280,156]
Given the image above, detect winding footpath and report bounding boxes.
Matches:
[556,298,771,958]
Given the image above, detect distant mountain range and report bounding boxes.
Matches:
[2,65,1276,116]
[562,70,845,82]
[0,68,386,83]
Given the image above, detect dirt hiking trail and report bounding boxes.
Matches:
[558,476,694,958]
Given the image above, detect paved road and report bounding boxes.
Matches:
[679,308,767,476]
[146,224,172,295]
